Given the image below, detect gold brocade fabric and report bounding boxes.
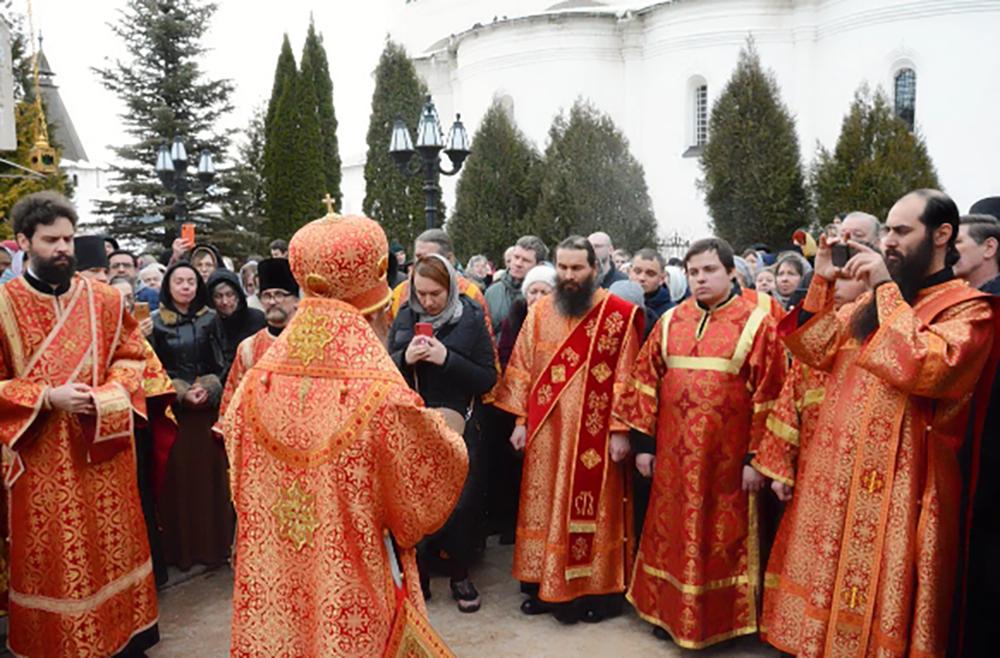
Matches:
[223,296,468,657]
[762,276,994,658]
[492,290,639,603]
[0,276,157,657]
[613,293,786,649]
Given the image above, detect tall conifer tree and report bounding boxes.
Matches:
[812,86,939,223]
[302,19,341,208]
[532,99,657,252]
[700,40,810,250]
[93,0,234,249]
[449,99,541,263]
[363,40,429,249]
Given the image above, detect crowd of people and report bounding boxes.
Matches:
[0,187,998,657]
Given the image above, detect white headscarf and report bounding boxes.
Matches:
[665,265,688,303]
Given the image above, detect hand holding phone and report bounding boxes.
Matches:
[134,301,150,322]
[831,243,854,268]
[414,322,433,338]
[181,222,196,246]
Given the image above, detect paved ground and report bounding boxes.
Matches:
[149,540,777,657]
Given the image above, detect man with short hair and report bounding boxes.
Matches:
[217,257,300,426]
[495,236,642,624]
[954,214,1000,293]
[615,237,786,648]
[839,211,882,244]
[628,248,672,319]
[74,234,110,283]
[0,191,159,656]
[109,248,139,282]
[588,231,628,289]
[485,235,549,336]
[760,190,996,657]
[269,238,289,258]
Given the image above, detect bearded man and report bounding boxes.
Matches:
[494,235,643,624]
[614,237,787,648]
[0,191,158,656]
[761,190,995,657]
[223,210,467,656]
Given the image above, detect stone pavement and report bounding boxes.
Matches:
[149,540,777,657]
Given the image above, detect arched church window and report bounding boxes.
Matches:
[894,68,916,131]
[694,84,708,147]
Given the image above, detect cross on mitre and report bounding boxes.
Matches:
[322,193,337,216]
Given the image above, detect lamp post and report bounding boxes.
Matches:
[155,135,216,239]
[388,95,470,230]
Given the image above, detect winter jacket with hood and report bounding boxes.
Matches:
[206,269,266,379]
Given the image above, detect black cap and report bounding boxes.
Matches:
[75,235,109,271]
[970,197,1000,221]
[257,257,299,295]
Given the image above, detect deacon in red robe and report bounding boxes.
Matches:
[494,235,642,624]
[614,238,787,649]
[0,192,158,657]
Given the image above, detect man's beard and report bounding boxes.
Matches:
[554,273,597,318]
[33,252,76,287]
[851,233,934,341]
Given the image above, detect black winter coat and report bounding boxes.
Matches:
[151,262,225,386]
[207,269,266,379]
[388,296,497,415]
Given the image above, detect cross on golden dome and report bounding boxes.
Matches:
[323,193,337,216]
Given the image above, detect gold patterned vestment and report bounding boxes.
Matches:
[613,292,787,648]
[493,289,640,603]
[0,275,157,657]
[761,275,994,658]
[214,327,276,437]
[223,296,468,657]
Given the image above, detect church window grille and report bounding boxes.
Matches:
[894,68,916,131]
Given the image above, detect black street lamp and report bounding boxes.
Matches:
[389,95,470,230]
[155,135,216,237]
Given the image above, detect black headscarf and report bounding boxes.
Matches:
[160,261,210,316]
[207,269,266,372]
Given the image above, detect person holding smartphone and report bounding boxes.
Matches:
[388,253,498,613]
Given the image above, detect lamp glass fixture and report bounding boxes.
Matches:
[169,136,188,167]
[446,114,470,153]
[389,119,415,154]
[155,144,175,173]
[415,102,443,149]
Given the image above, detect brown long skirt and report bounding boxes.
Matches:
[158,406,234,570]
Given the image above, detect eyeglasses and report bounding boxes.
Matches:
[260,290,292,303]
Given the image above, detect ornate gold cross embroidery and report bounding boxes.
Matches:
[863,469,884,494]
[592,362,612,384]
[272,481,320,551]
[580,448,602,470]
[287,308,334,366]
[843,585,866,610]
[551,365,567,383]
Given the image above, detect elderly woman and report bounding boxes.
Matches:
[388,254,497,613]
[497,264,556,368]
[149,262,232,571]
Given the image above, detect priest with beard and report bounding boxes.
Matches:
[761,189,996,658]
[494,235,643,624]
[216,257,300,426]
[0,191,158,656]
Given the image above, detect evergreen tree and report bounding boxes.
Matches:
[363,40,429,249]
[92,0,234,249]
[265,35,296,139]
[0,102,69,240]
[302,19,341,208]
[449,99,541,263]
[214,106,269,257]
[531,99,656,252]
[262,35,326,240]
[700,40,810,250]
[812,86,940,224]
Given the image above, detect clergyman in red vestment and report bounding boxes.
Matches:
[223,208,467,657]
[761,190,995,657]
[0,192,158,657]
[614,237,787,648]
[494,235,642,624]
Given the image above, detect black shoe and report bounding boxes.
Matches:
[520,597,552,616]
[520,581,539,596]
[581,608,606,624]
[653,626,671,642]
[552,601,583,625]
[450,578,481,613]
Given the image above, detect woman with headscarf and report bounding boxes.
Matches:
[239,261,264,311]
[149,262,233,571]
[664,264,689,304]
[387,253,497,613]
[774,252,812,310]
[207,269,266,379]
[497,264,556,369]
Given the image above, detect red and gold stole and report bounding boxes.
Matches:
[526,293,638,580]
[0,278,133,483]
